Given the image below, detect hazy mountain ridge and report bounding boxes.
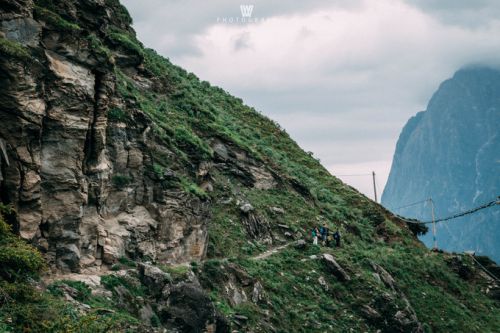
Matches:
[383,66,500,262]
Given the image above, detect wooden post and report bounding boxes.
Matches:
[372,171,378,203]
[429,198,437,250]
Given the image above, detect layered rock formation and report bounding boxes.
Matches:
[0,7,210,272]
[382,67,500,262]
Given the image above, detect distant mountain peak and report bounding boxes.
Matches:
[383,66,500,262]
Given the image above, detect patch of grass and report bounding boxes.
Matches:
[118,256,136,268]
[112,174,132,188]
[187,183,208,199]
[110,257,136,271]
[159,265,190,283]
[0,37,31,62]
[33,6,81,32]
[87,33,113,62]
[101,274,145,297]
[107,28,143,55]
[108,107,127,122]
[152,163,164,178]
[143,48,171,77]
[111,264,121,271]
[47,280,91,302]
[174,126,213,159]
[206,207,247,258]
[179,177,208,199]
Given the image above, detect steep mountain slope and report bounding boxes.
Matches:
[0,1,499,332]
[382,67,500,262]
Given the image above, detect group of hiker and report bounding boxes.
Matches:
[311,224,341,247]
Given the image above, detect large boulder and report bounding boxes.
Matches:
[251,281,264,303]
[360,305,381,320]
[321,254,351,282]
[160,282,229,333]
[295,239,307,250]
[138,263,171,296]
[369,263,423,333]
[371,262,396,290]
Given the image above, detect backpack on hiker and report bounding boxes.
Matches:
[333,231,341,247]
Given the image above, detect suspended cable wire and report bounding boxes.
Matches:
[432,197,499,223]
[394,198,430,211]
[396,196,499,225]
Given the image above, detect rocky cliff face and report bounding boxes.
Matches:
[0,1,212,273]
[1,1,499,332]
[382,67,500,262]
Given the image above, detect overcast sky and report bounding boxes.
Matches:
[122,0,500,201]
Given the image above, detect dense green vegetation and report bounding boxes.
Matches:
[0,204,44,282]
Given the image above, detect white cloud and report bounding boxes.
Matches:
[177,0,500,90]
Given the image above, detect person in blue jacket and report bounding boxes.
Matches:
[320,224,329,245]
